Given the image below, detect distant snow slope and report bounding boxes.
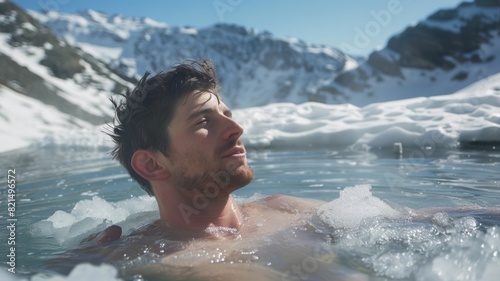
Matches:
[5,72,498,153]
[237,72,500,151]
[0,85,93,151]
[0,3,133,118]
[0,1,133,151]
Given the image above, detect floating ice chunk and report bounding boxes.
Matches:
[47,210,77,228]
[31,263,122,281]
[0,262,121,281]
[71,196,130,222]
[317,184,402,229]
[31,195,158,245]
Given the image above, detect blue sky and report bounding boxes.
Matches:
[13,0,465,56]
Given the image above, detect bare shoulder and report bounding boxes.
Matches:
[409,205,500,219]
[261,194,325,214]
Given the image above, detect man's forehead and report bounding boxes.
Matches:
[176,91,226,119]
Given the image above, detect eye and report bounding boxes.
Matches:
[196,118,208,126]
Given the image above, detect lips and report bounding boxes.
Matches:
[223,146,246,158]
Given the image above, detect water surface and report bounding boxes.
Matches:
[0,145,499,280]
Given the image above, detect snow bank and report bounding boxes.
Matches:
[237,73,500,150]
[2,73,500,153]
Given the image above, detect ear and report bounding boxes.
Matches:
[131,149,170,181]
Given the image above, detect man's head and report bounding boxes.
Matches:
[109,60,253,196]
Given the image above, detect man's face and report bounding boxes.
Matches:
[163,91,254,195]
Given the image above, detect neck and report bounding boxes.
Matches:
[153,183,244,233]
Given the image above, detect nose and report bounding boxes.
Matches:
[222,116,244,141]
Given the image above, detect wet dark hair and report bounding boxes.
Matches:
[107,59,220,196]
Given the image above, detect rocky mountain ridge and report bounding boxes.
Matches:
[335,0,500,103]
[0,1,135,124]
[27,0,500,108]
[0,1,136,150]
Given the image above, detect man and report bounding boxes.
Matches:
[94,59,325,280]
[91,59,498,280]
[105,59,494,239]
[106,59,318,238]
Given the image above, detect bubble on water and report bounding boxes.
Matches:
[319,190,500,281]
[370,251,416,279]
[431,212,453,228]
[414,220,500,281]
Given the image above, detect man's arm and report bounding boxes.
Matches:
[262,194,326,214]
[407,206,500,219]
[263,195,500,223]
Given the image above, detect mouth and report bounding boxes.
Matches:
[223,146,246,158]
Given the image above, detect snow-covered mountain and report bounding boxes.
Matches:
[334,0,500,104]
[28,0,500,108]
[29,9,358,108]
[0,1,135,151]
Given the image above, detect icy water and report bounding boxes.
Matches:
[1,145,500,280]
